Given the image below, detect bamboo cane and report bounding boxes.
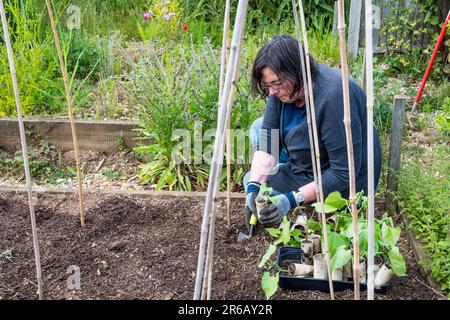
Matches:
[201,0,232,299]
[201,207,215,300]
[203,4,246,300]
[297,0,335,299]
[193,0,249,300]
[337,0,360,300]
[205,15,247,299]
[44,0,85,227]
[291,0,319,211]
[0,0,43,299]
[223,0,232,228]
[365,0,376,300]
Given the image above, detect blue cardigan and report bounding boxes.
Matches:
[256,64,382,199]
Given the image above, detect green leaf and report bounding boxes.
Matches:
[265,228,281,238]
[311,202,339,213]
[258,244,277,268]
[382,223,401,247]
[388,246,406,276]
[281,217,290,245]
[331,245,352,270]
[307,219,322,232]
[290,229,302,243]
[261,271,279,300]
[359,227,368,255]
[325,228,349,257]
[325,191,348,210]
[273,238,283,245]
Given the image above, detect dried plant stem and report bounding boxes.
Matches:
[193,0,249,300]
[0,0,43,299]
[296,0,335,300]
[45,0,85,227]
[338,0,360,300]
[365,0,376,301]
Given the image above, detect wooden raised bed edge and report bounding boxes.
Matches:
[0,185,245,200]
[0,118,146,153]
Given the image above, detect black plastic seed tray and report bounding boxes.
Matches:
[276,246,389,294]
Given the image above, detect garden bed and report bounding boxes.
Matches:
[0,192,443,300]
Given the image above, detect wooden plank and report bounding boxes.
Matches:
[0,118,146,153]
[0,185,246,200]
[348,0,363,60]
[0,185,389,206]
[386,97,406,211]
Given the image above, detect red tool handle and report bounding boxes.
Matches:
[413,10,450,110]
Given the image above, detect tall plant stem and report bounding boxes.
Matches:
[365,0,376,301]
[337,0,360,300]
[45,0,85,227]
[0,0,43,299]
[296,0,335,299]
[193,0,249,300]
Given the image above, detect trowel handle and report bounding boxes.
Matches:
[250,213,258,225]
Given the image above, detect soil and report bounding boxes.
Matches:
[0,192,444,300]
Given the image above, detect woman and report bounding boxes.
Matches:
[244,35,382,227]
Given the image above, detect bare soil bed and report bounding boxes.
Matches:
[0,192,443,300]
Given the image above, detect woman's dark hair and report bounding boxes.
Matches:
[251,35,317,99]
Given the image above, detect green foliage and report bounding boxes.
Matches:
[261,271,279,300]
[126,38,260,191]
[178,0,337,41]
[62,30,102,82]
[115,137,131,154]
[102,170,123,180]
[71,0,144,39]
[434,98,450,138]
[0,249,13,262]
[0,0,65,116]
[380,0,448,81]
[0,137,74,184]
[313,191,406,276]
[396,144,450,293]
[258,244,277,269]
[258,216,303,299]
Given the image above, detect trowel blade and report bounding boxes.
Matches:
[237,231,250,242]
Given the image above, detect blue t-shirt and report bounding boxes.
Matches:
[282,103,306,140]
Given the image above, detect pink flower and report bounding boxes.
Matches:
[163,12,175,21]
[143,10,153,20]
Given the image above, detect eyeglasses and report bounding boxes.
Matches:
[263,80,284,91]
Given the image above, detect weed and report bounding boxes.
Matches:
[0,249,13,262]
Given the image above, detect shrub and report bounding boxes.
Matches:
[124,38,262,191]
